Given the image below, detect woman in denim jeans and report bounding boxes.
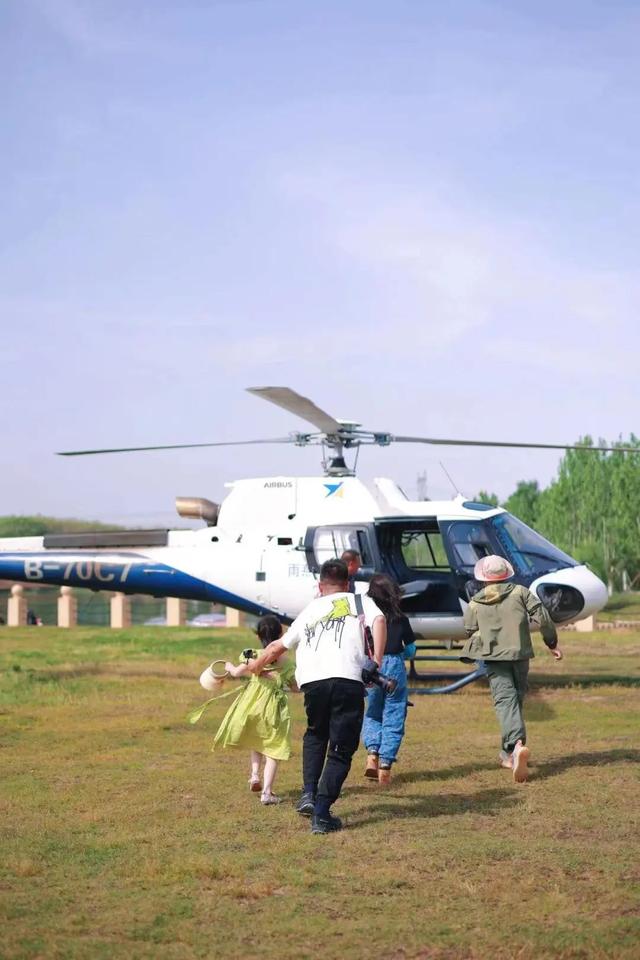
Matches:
[362,575,416,785]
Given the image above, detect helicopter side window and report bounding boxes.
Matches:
[309,526,374,570]
[400,530,451,571]
[443,522,493,572]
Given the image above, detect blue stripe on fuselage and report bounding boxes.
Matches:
[0,552,286,620]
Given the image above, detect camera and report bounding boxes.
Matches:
[361,657,397,694]
[241,647,258,662]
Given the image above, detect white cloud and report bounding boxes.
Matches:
[275,161,639,374]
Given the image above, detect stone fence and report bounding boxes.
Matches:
[4,584,246,629]
[6,584,636,632]
[559,614,640,631]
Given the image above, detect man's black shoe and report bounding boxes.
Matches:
[295,792,316,816]
[311,813,343,834]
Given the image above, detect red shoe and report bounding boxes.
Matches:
[248,776,262,793]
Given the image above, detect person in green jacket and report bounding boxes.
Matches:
[462,555,563,782]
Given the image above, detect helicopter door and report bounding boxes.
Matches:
[374,519,462,614]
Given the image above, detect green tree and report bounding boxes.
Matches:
[606,436,640,588]
[0,516,124,537]
[474,490,499,507]
[534,436,640,592]
[503,480,540,528]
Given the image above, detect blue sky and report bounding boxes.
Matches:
[1,0,638,524]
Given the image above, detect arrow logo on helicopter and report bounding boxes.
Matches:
[324,482,344,498]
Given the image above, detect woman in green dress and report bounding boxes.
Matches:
[215,615,297,805]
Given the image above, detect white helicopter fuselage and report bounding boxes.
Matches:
[0,476,608,638]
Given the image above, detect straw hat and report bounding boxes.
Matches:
[199,660,229,691]
[473,555,515,582]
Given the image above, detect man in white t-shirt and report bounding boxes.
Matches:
[250,558,386,834]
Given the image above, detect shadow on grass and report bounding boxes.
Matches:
[346,786,520,828]
[281,747,640,808]
[531,674,640,688]
[279,762,501,802]
[366,748,640,790]
[535,748,640,779]
[522,694,556,722]
[384,762,498,786]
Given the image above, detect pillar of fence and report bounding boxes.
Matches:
[110,592,131,629]
[57,586,78,628]
[574,614,597,632]
[166,597,187,626]
[225,607,246,628]
[7,584,27,627]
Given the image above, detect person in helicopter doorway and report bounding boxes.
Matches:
[362,574,417,785]
[340,550,361,593]
[462,555,563,782]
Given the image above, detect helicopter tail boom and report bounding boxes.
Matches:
[0,537,278,618]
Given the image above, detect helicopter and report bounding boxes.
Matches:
[0,386,620,638]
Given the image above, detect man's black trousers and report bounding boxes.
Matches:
[301,677,365,816]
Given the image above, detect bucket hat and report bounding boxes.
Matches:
[473,555,515,582]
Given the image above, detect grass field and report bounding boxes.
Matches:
[1,626,638,960]
[599,592,640,622]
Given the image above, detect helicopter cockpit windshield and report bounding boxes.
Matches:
[488,513,577,578]
[441,515,578,581]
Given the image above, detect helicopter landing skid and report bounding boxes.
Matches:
[407,648,488,695]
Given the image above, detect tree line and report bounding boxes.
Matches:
[476,436,640,593]
[0,516,123,538]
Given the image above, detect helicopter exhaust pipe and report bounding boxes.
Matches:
[175,497,219,526]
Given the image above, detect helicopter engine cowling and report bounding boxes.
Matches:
[175,497,219,526]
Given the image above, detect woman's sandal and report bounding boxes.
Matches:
[248,777,262,793]
[260,792,281,805]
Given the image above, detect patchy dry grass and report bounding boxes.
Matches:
[600,592,640,622]
[1,626,638,960]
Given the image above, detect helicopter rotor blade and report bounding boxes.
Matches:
[247,387,342,434]
[391,436,638,453]
[57,438,294,456]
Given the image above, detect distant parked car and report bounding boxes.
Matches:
[143,616,167,626]
[187,612,226,628]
